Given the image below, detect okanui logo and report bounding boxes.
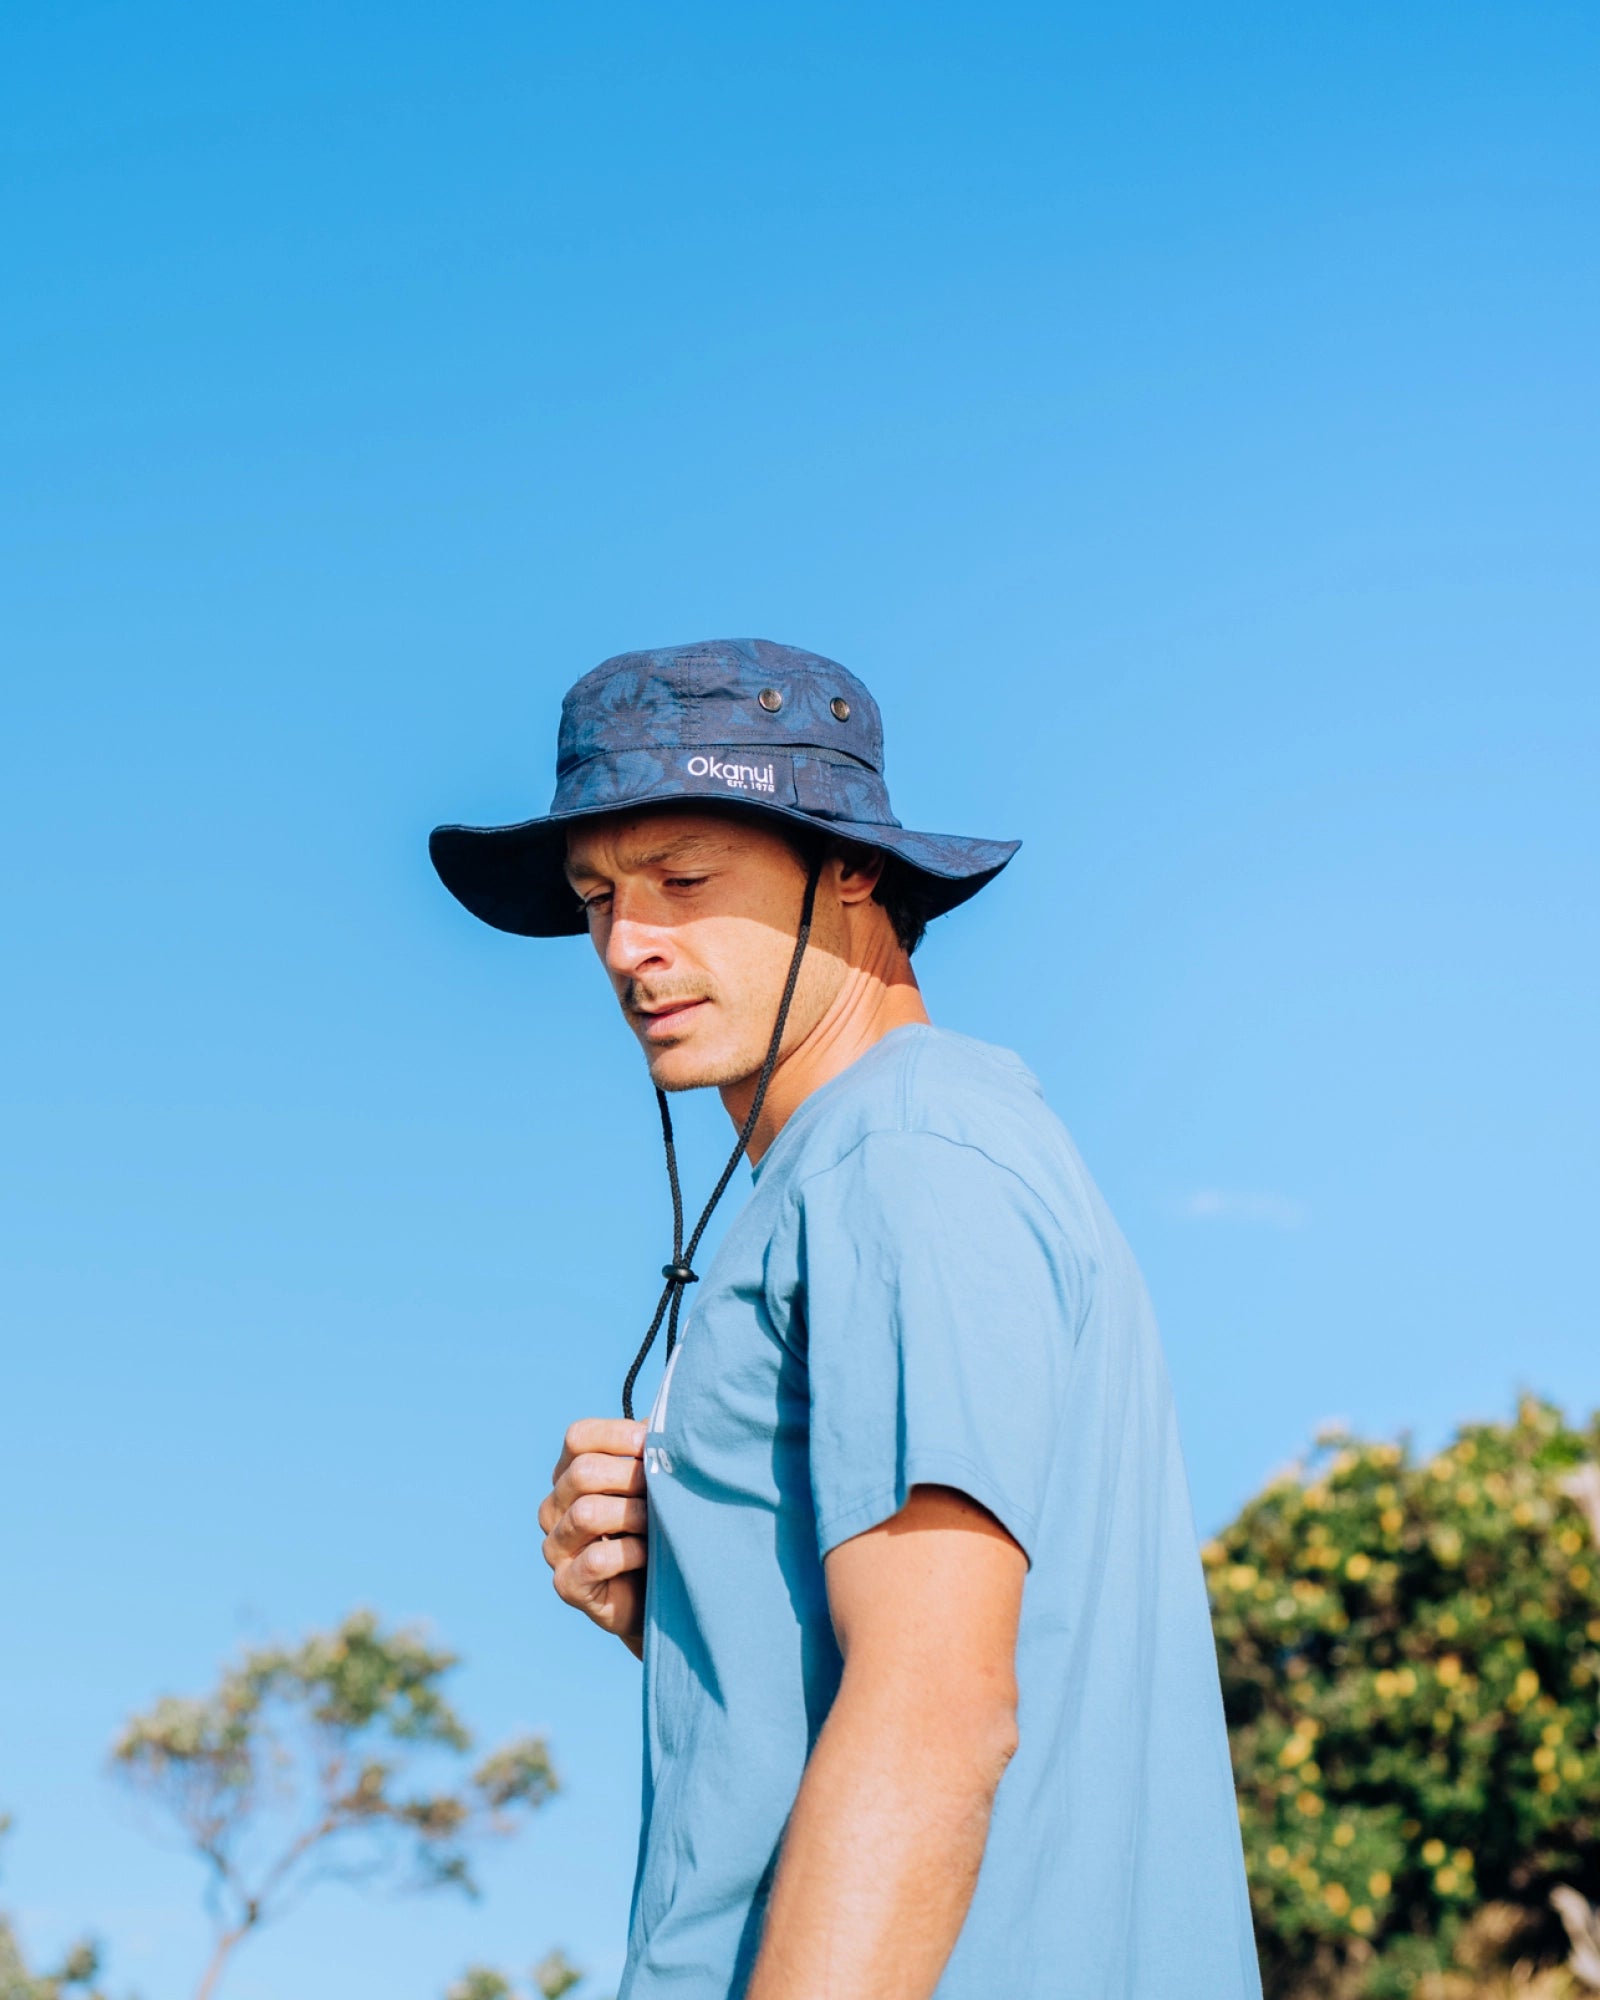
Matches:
[684,753,776,794]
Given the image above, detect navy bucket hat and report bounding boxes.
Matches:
[429,637,1020,937]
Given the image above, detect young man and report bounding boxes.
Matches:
[430,638,1262,2000]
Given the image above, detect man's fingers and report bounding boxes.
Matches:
[576,1533,648,1583]
[550,1535,648,1609]
[551,1418,646,1485]
[567,1492,649,1541]
[541,1494,648,1570]
[552,1449,648,1516]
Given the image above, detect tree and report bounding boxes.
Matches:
[111,1610,557,2000]
[445,1950,587,2000]
[0,1818,109,2000]
[1205,1396,1600,1999]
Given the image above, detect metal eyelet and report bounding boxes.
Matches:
[830,697,851,721]
[758,687,783,712]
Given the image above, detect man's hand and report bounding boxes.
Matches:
[745,1484,1025,2000]
[538,1418,649,1659]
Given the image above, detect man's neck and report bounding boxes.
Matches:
[720,956,931,1165]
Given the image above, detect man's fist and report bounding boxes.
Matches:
[538,1418,649,1658]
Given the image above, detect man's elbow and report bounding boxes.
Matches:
[974,1685,1021,1786]
[920,1673,1020,1794]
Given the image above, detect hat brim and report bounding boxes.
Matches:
[429,797,1019,938]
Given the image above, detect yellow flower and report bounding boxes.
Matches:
[1515,1668,1540,1700]
[1227,1564,1258,1592]
[1588,1619,1600,1644]
[1346,1553,1372,1581]
[1396,1668,1417,1695]
[1533,1746,1556,1773]
[1279,1736,1310,1768]
[1296,1790,1325,1817]
[1455,1481,1479,1505]
[1333,1823,1355,1847]
[1542,1721,1565,1746]
[1452,1849,1473,1872]
[1324,1882,1351,1915]
[1380,1507,1404,1534]
[1350,1906,1375,1935]
[1267,1845,1290,1869]
[1421,1839,1446,1866]
[1201,1540,1225,1568]
[1513,1500,1536,1526]
[1539,1772,1559,1794]
[1437,1655,1462,1686]
[1436,1866,1459,1893]
[1572,1564,1592,1589]
[1563,1757,1584,1782]
[1558,1528,1584,1555]
[1437,1612,1458,1636]
[1368,1870,1392,1898]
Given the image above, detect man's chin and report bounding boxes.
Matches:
[643,1040,757,1094]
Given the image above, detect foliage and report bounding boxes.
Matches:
[0,1819,109,2000]
[1205,1396,1600,1999]
[445,1951,587,2000]
[111,1610,557,2000]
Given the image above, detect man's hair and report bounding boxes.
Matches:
[761,817,933,956]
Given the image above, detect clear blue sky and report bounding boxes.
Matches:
[3,3,1597,1996]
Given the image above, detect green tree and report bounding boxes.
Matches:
[445,1950,587,2000]
[0,1818,108,2000]
[1205,1396,1600,1999]
[112,1610,556,2000]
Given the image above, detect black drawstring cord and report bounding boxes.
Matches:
[621,855,825,1421]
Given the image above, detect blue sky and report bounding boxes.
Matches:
[3,3,1597,1995]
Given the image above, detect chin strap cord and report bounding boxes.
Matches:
[621,855,824,1421]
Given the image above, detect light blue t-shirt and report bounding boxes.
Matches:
[623,1025,1261,2000]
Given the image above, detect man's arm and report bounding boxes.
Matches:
[538,1418,649,1660]
[746,1484,1026,2000]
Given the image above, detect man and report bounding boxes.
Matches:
[430,638,1262,2000]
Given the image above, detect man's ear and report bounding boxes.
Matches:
[831,842,887,905]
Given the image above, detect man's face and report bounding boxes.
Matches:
[564,810,846,1092]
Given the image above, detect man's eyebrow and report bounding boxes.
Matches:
[627,833,731,869]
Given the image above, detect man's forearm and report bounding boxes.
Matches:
[745,1667,1016,2000]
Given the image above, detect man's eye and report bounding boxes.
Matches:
[664,875,708,890]
[579,892,612,916]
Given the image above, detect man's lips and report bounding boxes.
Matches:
[633,998,709,1037]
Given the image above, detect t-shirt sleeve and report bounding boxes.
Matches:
[795,1128,1080,1565]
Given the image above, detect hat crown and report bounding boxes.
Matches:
[557,638,884,778]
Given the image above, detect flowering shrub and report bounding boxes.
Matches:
[1206,1397,1600,1998]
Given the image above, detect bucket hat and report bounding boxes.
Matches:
[429,637,1019,937]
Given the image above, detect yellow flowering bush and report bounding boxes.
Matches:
[1206,1397,1600,1998]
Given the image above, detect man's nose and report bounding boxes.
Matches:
[603,893,673,980]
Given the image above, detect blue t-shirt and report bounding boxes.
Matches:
[623,1025,1261,2000]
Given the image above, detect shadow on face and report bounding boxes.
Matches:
[563,806,848,1092]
